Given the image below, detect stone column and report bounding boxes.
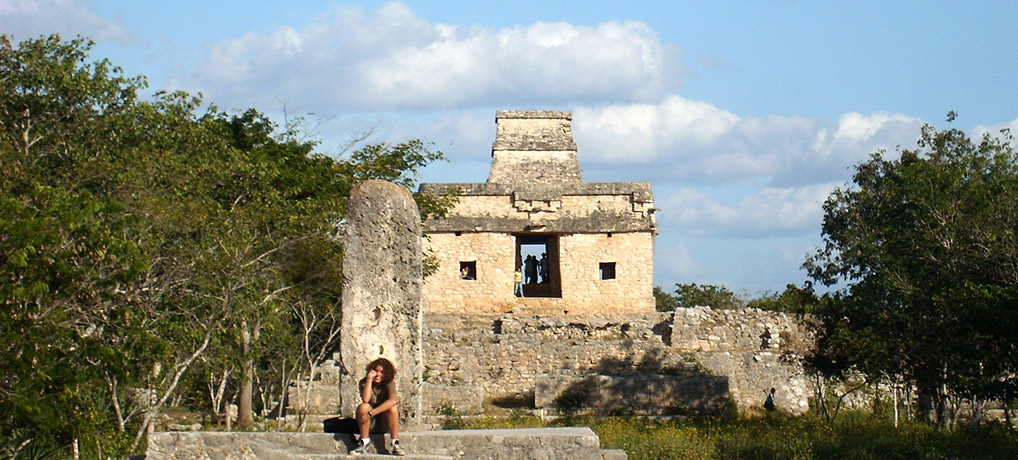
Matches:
[339,180,423,428]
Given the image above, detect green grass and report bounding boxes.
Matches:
[443,411,1018,460]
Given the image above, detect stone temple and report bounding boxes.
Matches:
[419,110,657,313]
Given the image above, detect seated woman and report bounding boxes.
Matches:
[349,358,404,456]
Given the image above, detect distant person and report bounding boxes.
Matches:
[524,255,538,284]
[539,253,549,283]
[460,266,473,280]
[763,387,776,412]
[349,358,405,456]
[514,268,524,297]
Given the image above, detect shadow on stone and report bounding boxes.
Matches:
[547,348,732,417]
[322,416,358,434]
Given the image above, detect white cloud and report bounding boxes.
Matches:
[973,117,1018,142]
[0,0,128,42]
[182,2,680,113]
[573,98,922,186]
[658,183,835,238]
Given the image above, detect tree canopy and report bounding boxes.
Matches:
[804,116,1018,425]
[0,34,450,458]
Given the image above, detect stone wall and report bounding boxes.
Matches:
[287,307,810,419]
[557,233,654,312]
[422,231,654,313]
[290,307,813,417]
[419,307,813,415]
[418,183,655,234]
[670,307,813,413]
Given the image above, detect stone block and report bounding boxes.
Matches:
[535,372,729,414]
[424,382,485,415]
[148,428,604,460]
[339,180,424,427]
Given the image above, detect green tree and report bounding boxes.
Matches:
[805,115,1018,426]
[1,34,453,457]
[1,34,153,459]
[746,283,819,314]
[653,286,679,311]
[673,282,743,310]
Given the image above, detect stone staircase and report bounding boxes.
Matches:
[147,427,627,460]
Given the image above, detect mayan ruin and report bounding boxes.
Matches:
[419,110,657,313]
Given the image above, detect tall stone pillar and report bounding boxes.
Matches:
[339,180,423,429]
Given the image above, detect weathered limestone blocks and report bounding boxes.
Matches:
[424,313,676,405]
[292,307,815,418]
[534,373,730,414]
[408,427,605,460]
[424,382,486,415]
[287,358,341,415]
[488,110,581,185]
[148,429,613,460]
[146,432,344,460]
[671,306,810,354]
[424,308,814,414]
[339,180,423,426]
[669,307,812,413]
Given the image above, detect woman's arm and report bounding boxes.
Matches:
[361,371,377,404]
[368,381,398,415]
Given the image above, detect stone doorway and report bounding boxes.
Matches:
[514,234,561,298]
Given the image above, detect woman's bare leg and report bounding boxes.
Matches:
[356,403,373,440]
[385,405,400,440]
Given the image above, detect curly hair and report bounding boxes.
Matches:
[366,357,396,385]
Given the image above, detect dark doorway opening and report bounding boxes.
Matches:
[460,261,476,280]
[515,234,561,298]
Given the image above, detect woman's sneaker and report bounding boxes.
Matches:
[349,439,370,455]
[390,439,406,456]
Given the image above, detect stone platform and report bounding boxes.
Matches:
[147,427,626,460]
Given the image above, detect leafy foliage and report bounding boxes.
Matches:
[804,116,1018,425]
[653,286,679,311]
[672,282,743,310]
[0,34,450,457]
[745,283,820,314]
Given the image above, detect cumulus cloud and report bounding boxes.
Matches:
[0,0,128,42]
[573,98,922,186]
[181,2,681,113]
[658,183,836,238]
[973,117,1018,142]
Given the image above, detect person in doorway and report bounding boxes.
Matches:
[524,254,538,284]
[514,268,524,297]
[349,358,405,456]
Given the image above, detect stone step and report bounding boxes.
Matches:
[294,454,452,460]
[147,427,624,460]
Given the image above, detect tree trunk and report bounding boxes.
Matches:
[892,383,899,428]
[237,321,255,427]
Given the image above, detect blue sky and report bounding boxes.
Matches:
[5,0,1018,297]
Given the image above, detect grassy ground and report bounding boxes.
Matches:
[444,411,1018,460]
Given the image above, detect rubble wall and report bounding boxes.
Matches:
[420,307,812,414]
[291,307,814,417]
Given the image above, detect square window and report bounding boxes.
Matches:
[599,262,616,280]
[459,261,476,280]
